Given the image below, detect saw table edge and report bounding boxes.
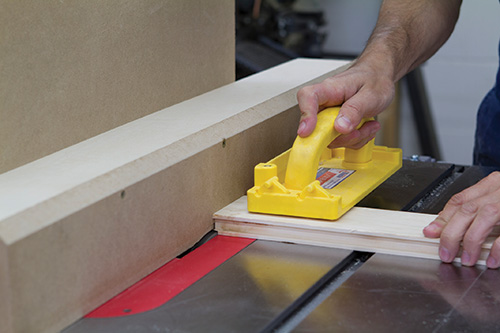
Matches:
[0,59,350,333]
[214,196,494,266]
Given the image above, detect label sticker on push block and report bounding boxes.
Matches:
[316,168,355,189]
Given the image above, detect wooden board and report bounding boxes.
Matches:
[0,0,234,173]
[215,196,497,265]
[0,59,350,333]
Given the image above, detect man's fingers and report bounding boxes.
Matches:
[297,81,346,137]
[327,121,380,149]
[297,115,317,138]
[423,216,448,238]
[297,85,320,137]
[423,215,455,263]
[461,203,500,266]
[430,173,500,234]
[335,99,365,134]
[423,172,500,267]
[438,201,480,263]
[487,237,500,269]
[335,83,394,134]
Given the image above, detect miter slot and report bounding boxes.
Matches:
[260,251,373,333]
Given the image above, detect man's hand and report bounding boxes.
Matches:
[295,0,461,146]
[423,171,500,269]
[296,63,394,148]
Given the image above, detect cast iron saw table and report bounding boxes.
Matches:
[64,160,500,332]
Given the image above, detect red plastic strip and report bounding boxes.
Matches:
[85,235,255,318]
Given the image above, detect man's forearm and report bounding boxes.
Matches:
[357,0,462,82]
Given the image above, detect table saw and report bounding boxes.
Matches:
[2,59,499,332]
[63,160,500,332]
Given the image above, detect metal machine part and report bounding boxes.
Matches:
[360,159,499,214]
[358,159,454,212]
[295,253,500,332]
[414,164,500,214]
[64,161,500,332]
[64,242,351,332]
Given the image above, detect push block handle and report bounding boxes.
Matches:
[284,107,373,190]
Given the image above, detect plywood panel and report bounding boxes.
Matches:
[0,59,350,332]
[0,0,235,173]
[215,196,497,265]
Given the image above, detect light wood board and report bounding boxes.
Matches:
[0,59,350,333]
[215,196,497,265]
[0,0,234,173]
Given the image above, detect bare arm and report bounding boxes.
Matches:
[363,0,461,81]
[297,0,462,140]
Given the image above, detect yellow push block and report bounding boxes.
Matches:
[247,107,402,220]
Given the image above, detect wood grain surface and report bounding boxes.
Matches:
[215,196,497,265]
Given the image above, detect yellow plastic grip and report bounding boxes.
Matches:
[284,107,373,190]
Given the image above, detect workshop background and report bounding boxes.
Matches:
[236,0,500,165]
